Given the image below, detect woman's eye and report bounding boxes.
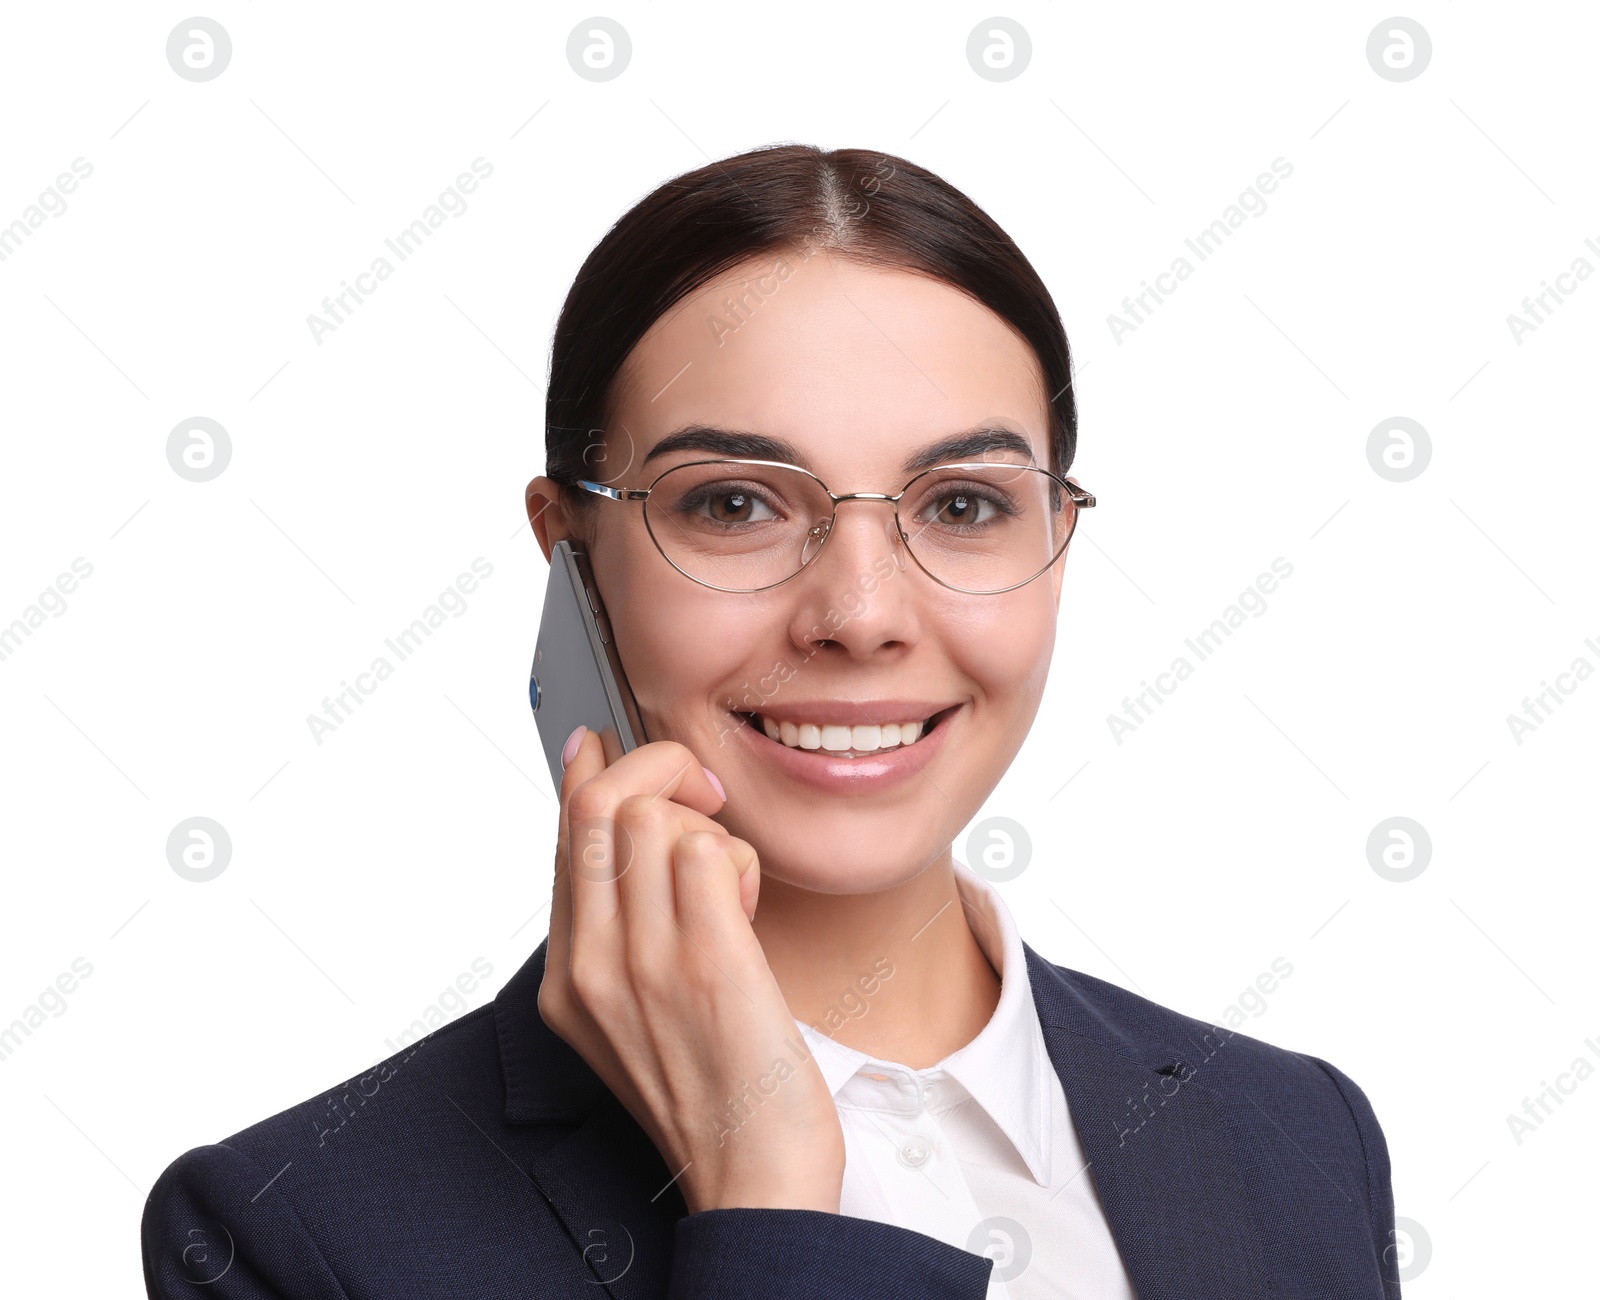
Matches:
[928,491,998,527]
[694,487,778,524]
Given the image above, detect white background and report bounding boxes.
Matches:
[1,3,1595,1294]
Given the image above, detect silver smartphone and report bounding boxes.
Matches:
[529,540,648,790]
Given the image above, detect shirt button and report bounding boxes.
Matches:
[920,1083,937,1108]
[898,1138,931,1168]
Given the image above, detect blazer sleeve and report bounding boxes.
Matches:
[1305,1055,1403,1300]
[668,1208,994,1299]
[142,1143,351,1300]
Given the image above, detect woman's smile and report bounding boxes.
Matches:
[727,700,965,792]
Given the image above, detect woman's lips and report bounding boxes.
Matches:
[728,704,960,793]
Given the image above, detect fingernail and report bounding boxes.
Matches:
[702,766,726,801]
[561,725,587,769]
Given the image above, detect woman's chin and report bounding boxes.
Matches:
[735,839,944,898]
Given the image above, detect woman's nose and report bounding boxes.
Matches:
[810,502,909,577]
[787,504,921,655]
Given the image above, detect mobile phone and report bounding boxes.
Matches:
[528,539,649,790]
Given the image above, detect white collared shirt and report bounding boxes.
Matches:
[793,860,1139,1299]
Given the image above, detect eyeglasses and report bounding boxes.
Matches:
[573,457,1096,595]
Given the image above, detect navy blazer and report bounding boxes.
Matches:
[142,937,1401,1298]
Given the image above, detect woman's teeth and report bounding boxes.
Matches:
[756,715,928,755]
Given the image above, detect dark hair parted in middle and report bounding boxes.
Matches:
[544,143,1076,509]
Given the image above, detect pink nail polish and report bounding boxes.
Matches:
[702,766,726,800]
[561,725,587,768]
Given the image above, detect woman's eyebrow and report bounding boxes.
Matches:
[640,424,1039,474]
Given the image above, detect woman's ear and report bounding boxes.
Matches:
[524,477,575,563]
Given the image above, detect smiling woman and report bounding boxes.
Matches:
[141,144,1400,1300]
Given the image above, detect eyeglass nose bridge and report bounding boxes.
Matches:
[802,489,912,569]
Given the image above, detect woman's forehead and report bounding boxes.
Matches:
[629,253,1040,382]
[610,256,1049,473]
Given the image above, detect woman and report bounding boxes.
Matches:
[142,145,1400,1299]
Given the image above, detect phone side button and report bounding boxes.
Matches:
[528,674,540,713]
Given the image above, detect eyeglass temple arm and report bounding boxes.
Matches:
[575,480,650,502]
[1064,476,1096,508]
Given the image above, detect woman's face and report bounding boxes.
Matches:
[531,251,1069,895]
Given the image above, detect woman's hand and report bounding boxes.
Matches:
[536,728,846,1215]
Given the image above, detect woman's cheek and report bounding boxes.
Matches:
[614,580,742,726]
[948,591,1054,698]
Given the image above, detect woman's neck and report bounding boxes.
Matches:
[751,852,1002,1071]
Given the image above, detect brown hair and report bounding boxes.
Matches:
[544,143,1076,505]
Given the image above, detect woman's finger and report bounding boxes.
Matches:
[577,739,727,822]
[612,792,696,953]
[674,830,762,940]
[548,726,610,988]
[567,738,726,936]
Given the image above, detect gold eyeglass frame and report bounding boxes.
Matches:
[573,457,1097,595]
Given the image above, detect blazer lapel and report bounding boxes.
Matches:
[1023,943,1273,1300]
[493,939,686,1298]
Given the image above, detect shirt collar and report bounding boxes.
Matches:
[793,859,1055,1186]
